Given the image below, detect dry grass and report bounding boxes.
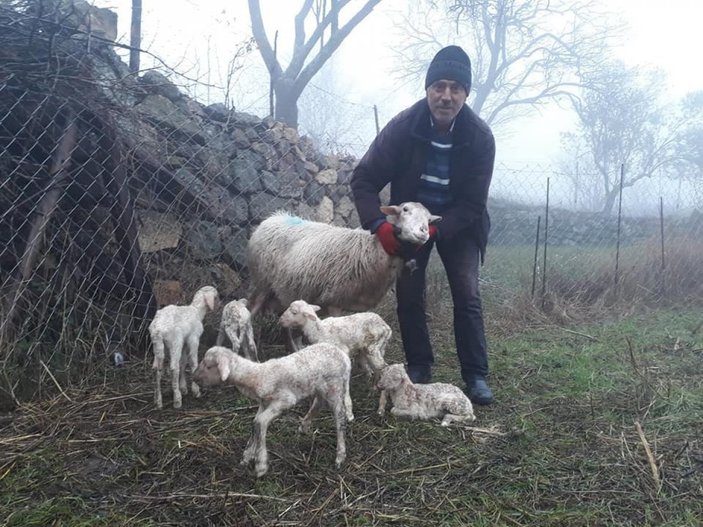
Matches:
[1,242,702,525]
[1,306,702,526]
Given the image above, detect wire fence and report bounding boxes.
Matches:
[1,0,702,405]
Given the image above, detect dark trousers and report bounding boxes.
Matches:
[396,234,488,383]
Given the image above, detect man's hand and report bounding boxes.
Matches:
[375,221,399,255]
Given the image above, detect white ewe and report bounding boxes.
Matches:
[376,364,476,426]
[247,202,441,317]
[149,285,219,409]
[279,300,389,377]
[216,298,258,361]
[193,344,353,477]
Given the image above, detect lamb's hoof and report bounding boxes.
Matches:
[335,454,346,469]
[440,421,450,427]
[346,413,355,423]
[191,384,201,398]
[255,464,268,478]
[172,398,182,409]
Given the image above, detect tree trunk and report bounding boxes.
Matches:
[274,80,300,128]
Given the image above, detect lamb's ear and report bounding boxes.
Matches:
[216,351,231,382]
[240,298,249,307]
[310,304,321,313]
[304,308,318,320]
[429,214,442,224]
[206,293,218,311]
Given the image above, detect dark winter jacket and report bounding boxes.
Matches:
[351,98,495,259]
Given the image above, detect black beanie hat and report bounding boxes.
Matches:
[424,45,472,93]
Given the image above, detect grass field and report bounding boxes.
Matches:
[1,300,701,526]
[1,242,702,526]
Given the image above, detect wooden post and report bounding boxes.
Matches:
[614,163,624,296]
[531,215,541,298]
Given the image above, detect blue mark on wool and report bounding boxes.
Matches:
[285,215,305,226]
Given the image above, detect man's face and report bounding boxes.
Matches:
[426,79,467,130]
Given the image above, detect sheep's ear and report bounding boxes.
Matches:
[380,205,401,221]
[429,214,442,224]
[310,304,321,312]
[240,298,249,307]
[216,351,231,382]
[304,309,318,320]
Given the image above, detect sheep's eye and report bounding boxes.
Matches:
[402,206,409,212]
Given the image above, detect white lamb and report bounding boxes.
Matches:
[193,344,353,477]
[149,285,219,409]
[279,300,389,377]
[247,202,441,317]
[216,298,258,361]
[376,364,476,427]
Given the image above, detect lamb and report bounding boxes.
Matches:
[376,364,476,427]
[149,285,219,409]
[193,344,353,477]
[247,202,441,317]
[279,299,390,377]
[216,298,258,361]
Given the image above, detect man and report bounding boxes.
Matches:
[350,45,495,405]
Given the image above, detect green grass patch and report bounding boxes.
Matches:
[1,306,702,525]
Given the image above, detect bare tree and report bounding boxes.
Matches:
[562,61,684,214]
[394,0,618,129]
[129,0,142,73]
[247,0,382,128]
[298,61,373,155]
[675,91,703,176]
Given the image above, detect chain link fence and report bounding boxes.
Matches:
[1,0,702,405]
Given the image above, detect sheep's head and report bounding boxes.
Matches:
[192,285,220,311]
[193,346,234,385]
[381,202,441,246]
[375,363,409,390]
[279,300,320,328]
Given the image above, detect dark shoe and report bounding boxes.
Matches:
[407,366,432,384]
[465,376,494,405]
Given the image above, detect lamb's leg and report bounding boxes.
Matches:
[343,369,354,422]
[377,389,388,416]
[441,413,476,427]
[299,396,321,434]
[169,338,184,409]
[390,407,416,419]
[242,404,264,466]
[215,323,226,346]
[285,328,302,353]
[179,348,188,396]
[152,339,165,410]
[252,398,292,478]
[186,334,201,398]
[245,325,258,361]
[323,385,347,469]
[225,327,242,357]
